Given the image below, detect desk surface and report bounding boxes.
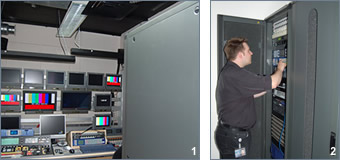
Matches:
[3,151,115,159]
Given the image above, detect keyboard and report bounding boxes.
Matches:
[80,144,116,154]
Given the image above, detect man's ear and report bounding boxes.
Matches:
[237,52,243,59]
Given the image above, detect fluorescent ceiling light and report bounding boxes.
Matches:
[57,1,88,38]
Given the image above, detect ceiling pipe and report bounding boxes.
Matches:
[1,50,76,63]
[1,23,15,35]
[70,48,124,61]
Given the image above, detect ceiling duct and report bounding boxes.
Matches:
[83,1,138,21]
[24,1,71,10]
[1,1,177,36]
[57,1,88,37]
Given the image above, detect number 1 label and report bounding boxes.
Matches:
[192,147,196,155]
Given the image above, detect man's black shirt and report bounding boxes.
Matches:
[216,61,271,129]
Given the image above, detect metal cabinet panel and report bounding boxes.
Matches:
[122,2,199,159]
[288,1,339,159]
[310,2,339,157]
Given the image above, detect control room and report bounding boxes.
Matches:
[1,1,199,159]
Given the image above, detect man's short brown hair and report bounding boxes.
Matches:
[224,37,248,61]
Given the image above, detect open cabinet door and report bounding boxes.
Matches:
[217,15,265,158]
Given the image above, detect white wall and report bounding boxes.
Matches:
[210,1,291,159]
[2,22,121,74]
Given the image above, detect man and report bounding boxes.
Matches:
[215,37,286,159]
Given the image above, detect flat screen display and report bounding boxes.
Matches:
[1,68,21,83]
[106,75,121,86]
[1,116,20,129]
[47,72,64,84]
[88,74,103,86]
[96,95,111,107]
[62,92,91,110]
[2,138,19,145]
[95,115,110,127]
[1,93,20,106]
[23,91,56,111]
[24,70,43,84]
[40,115,65,138]
[69,73,85,85]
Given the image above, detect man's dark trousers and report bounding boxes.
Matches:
[215,122,251,159]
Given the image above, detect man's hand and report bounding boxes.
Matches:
[271,59,287,89]
[254,91,267,98]
[277,59,287,71]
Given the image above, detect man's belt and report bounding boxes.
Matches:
[219,121,248,132]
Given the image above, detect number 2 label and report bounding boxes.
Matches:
[330,147,336,156]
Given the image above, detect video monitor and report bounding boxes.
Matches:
[24,69,44,89]
[1,92,21,112]
[61,91,91,113]
[93,114,111,129]
[67,72,86,88]
[23,91,57,112]
[1,116,21,129]
[47,71,65,89]
[94,94,112,112]
[106,74,122,90]
[87,73,104,89]
[1,68,22,88]
[40,114,66,139]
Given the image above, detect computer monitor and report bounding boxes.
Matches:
[40,114,66,139]
[46,71,65,89]
[94,94,112,112]
[23,91,57,112]
[105,74,122,90]
[1,68,22,89]
[1,116,21,129]
[61,91,91,113]
[67,72,86,89]
[87,73,104,89]
[93,114,111,129]
[24,69,44,89]
[1,92,21,112]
